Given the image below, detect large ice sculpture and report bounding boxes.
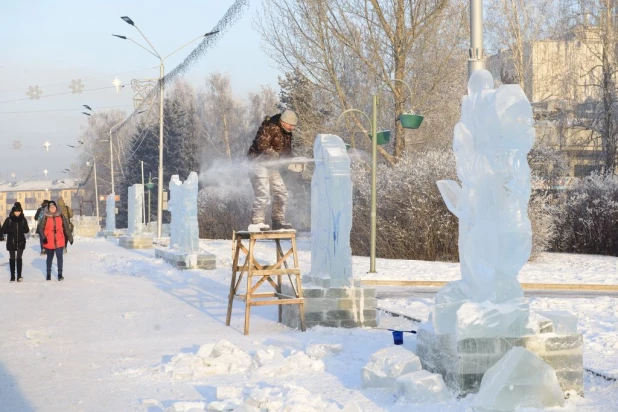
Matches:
[105,194,116,232]
[436,69,535,303]
[127,184,144,235]
[169,172,200,253]
[311,134,353,287]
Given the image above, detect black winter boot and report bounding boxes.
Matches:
[46,272,51,281]
[9,259,15,282]
[272,221,293,230]
[58,273,64,281]
[16,259,23,282]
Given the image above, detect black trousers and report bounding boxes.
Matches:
[9,249,24,260]
[46,248,64,274]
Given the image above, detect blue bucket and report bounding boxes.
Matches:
[392,330,404,345]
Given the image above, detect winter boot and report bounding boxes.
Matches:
[9,259,15,282]
[272,221,293,230]
[58,273,64,281]
[46,272,51,281]
[248,222,270,232]
[16,259,23,282]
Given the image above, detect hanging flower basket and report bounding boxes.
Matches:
[399,113,424,129]
[368,130,391,145]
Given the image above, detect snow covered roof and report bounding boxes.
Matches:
[0,178,81,193]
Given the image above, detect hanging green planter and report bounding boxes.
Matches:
[144,182,155,190]
[399,113,424,129]
[368,130,391,145]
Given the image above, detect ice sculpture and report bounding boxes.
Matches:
[437,69,535,303]
[105,194,116,232]
[127,184,144,235]
[311,134,353,287]
[168,172,200,253]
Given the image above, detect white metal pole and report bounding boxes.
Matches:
[109,129,115,195]
[157,61,165,239]
[369,94,378,273]
[141,160,146,224]
[468,0,486,78]
[93,159,100,222]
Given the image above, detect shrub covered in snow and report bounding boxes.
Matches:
[550,173,618,256]
[350,150,460,261]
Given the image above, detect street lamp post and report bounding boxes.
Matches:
[114,16,219,238]
[83,107,146,197]
[87,160,100,222]
[468,0,486,78]
[336,79,423,273]
[68,143,100,223]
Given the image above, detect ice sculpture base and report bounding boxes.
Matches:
[281,275,377,329]
[104,230,123,239]
[119,234,153,249]
[154,246,216,270]
[417,320,583,397]
[72,216,100,238]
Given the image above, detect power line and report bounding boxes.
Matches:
[0,85,124,105]
[0,104,134,115]
[0,66,159,94]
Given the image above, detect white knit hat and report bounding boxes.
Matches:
[280,109,298,126]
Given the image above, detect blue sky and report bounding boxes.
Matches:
[0,0,280,180]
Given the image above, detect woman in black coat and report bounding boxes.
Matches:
[2,202,29,282]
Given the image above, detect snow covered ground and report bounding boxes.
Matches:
[0,236,616,411]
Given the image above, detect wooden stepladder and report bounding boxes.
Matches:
[226,230,306,335]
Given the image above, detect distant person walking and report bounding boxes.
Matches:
[35,200,49,254]
[57,197,74,252]
[2,202,29,282]
[38,201,73,281]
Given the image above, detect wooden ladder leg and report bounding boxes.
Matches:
[291,235,306,332]
[275,239,283,323]
[244,238,255,335]
[226,235,241,326]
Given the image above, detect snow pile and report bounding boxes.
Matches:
[471,346,565,411]
[163,340,325,381]
[305,343,343,359]
[207,383,347,412]
[164,340,253,379]
[250,350,324,378]
[394,370,453,404]
[362,346,422,388]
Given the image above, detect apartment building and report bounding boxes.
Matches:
[0,178,81,217]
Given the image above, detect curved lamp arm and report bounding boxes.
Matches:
[379,79,415,112]
[335,109,373,133]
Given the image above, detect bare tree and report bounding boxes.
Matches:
[256,0,466,163]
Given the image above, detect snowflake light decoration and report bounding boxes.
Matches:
[26,85,43,100]
[112,77,123,95]
[12,140,23,150]
[43,141,51,152]
[69,79,85,94]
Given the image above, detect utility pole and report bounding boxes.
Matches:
[468,0,486,78]
[141,160,146,224]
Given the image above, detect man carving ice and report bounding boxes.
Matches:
[247,109,298,231]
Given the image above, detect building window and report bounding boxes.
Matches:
[574,164,600,177]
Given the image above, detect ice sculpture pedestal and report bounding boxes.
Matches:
[72,216,101,237]
[154,172,216,270]
[282,275,377,329]
[282,134,376,329]
[416,310,583,397]
[120,184,153,249]
[154,248,216,270]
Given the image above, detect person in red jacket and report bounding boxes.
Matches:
[38,200,73,281]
